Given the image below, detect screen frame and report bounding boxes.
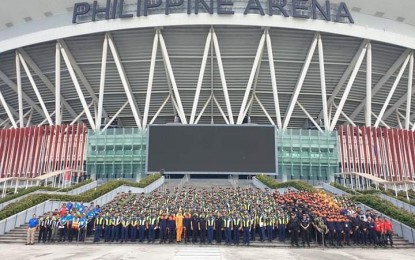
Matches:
[145,124,278,176]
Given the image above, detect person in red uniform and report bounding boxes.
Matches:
[384,217,394,247]
[374,217,382,247]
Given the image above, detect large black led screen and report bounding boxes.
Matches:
[147,125,276,173]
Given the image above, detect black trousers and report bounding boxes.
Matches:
[301,229,310,246]
[192,228,198,243]
[291,230,299,245]
[38,227,46,242]
[200,228,206,243]
[216,228,222,243]
[46,227,52,242]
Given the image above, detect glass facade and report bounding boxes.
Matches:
[86,128,147,181]
[85,128,340,183]
[277,129,339,184]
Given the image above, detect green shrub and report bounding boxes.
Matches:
[256,175,317,192]
[59,179,94,192]
[0,174,161,221]
[0,186,58,205]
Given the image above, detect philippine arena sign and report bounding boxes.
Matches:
[73,0,354,24]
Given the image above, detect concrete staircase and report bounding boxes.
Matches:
[0,224,413,248]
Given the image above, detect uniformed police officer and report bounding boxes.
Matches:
[300,214,311,247]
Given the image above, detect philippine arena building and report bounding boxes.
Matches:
[0,0,414,190]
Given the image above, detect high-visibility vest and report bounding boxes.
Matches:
[243,219,251,228]
[95,217,104,225]
[139,218,146,226]
[224,218,232,228]
[207,218,215,226]
[233,218,240,227]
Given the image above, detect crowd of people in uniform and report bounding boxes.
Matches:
[26,186,395,248]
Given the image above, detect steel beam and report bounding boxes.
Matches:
[96,35,109,130]
[213,95,230,124]
[318,40,370,121]
[107,33,142,129]
[15,52,23,128]
[158,31,187,124]
[375,53,411,127]
[330,43,368,131]
[406,53,414,130]
[349,49,412,121]
[18,48,77,120]
[190,29,212,124]
[55,43,61,125]
[317,34,329,130]
[283,33,318,129]
[212,28,234,124]
[60,44,96,129]
[0,91,17,128]
[297,101,323,133]
[57,39,108,119]
[266,30,282,129]
[237,31,266,124]
[149,95,171,125]
[70,101,94,125]
[366,43,372,127]
[101,101,129,132]
[255,95,275,125]
[195,95,213,125]
[18,53,53,125]
[143,31,159,128]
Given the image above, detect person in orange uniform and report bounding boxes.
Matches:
[176,211,184,243]
[384,217,393,247]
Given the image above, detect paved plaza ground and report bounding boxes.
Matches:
[0,244,414,260]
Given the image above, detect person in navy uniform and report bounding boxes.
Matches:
[335,217,344,247]
[207,213,215,244]
[215,212,223,244]
[111,213,121,242]
[233,213,241,245]
[344,216,352,246]
[358,216,368,245]
[198,213,207,244]
[147,212,158,243]
[138,213,147,242]
[191,213,199,243]
[367,217,377,246]
[300,214,311,247]
[167,213,176,243]
[159,211,168,244]
[242,212,251,246]
[130,214,138,242]
[120,214,130,243]
[223,212,233,245]
[326,217,336,247]
[104,213,113,242]
[38,215,46,243]
[288,214,300,247]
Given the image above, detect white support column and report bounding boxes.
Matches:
[330,43,368,131]
[283,33,318,129]
[406,53,413,130]
[372,112,390,129]
[0,91,17,128]
[212,28,234,124]
[143,31,159,128]
[349,49,412,121]
[18,48,77,120]
[149,95,171,125]
[101,101,129,132]
[26,108,33,127]
[38,110,56,126]
[107,33,142,129]
[96,35,108,131]
[213,96,230,124]
[375,54,411,127]
[18,53,53,125]
[332,102,356,127]
[15,52,23,128]
[266,30,282,129]
[195,95,213,124]
[317,34,329,130]
[190,29,212,124]
[255,95,275,125]
[158,31,187,124]
[15,109,32,127]
[237,32,266,124]
[366,43,372,127]
[70,102,94,126]
[60,45,96,129]
[396,112,403,129]
[55,43,61,125]
[297,101,323,133]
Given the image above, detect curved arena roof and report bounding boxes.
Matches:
[0,0,414,130]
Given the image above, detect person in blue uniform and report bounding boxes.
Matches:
[199,213,207,244]
[207,213,215,244]
[223,213,232,245]
[93,212,104,243]
[191,213,199,244]
[242,212,251,246]
[233,213,241,245]
[138,213,147,242]
[335,217,344,247]
[343,217,352,246]
[159,211,168,244]
[326,217,336,247]
[120,215,130,243]
[78,214,88,241]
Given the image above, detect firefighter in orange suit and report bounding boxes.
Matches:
[176,211,184,242]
